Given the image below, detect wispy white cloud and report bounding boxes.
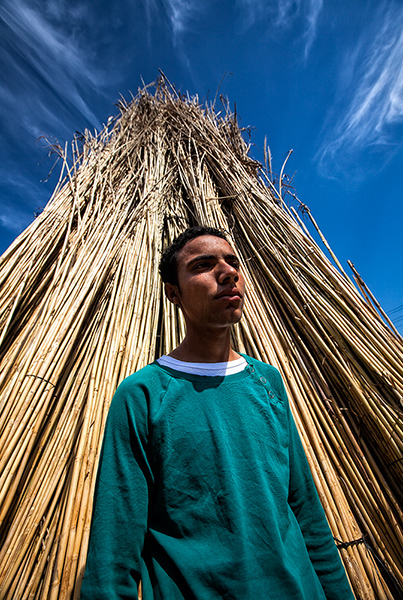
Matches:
[236,0,322,58]
[0,177,41,230]
[236,0,271,29]
[0,0,115,248]
[275,0,301,27]
[139,0,202,77]
[165,0,200,35]
[317,2,403,171]
[21,100,71,139]
[148,0,203,81]
[303,0,322,61]
[141,0,160,47]
[0,0,103,132]
[149,0,204,41]
[0,209,32,233]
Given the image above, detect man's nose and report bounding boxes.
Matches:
[218,262,239,283]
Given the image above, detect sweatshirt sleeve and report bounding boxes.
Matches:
[284,381,355,600]
[80,376,153,600]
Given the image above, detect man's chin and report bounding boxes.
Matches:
[225,309,244,326]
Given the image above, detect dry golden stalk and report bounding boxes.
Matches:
[0,76,402,600]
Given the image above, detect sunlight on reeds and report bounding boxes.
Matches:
[0,75,402,599]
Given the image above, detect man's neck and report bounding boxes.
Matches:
[168,327,239,363]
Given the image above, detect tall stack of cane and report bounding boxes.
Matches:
[0,77,402,599]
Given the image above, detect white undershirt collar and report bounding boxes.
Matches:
[157,354,247,377]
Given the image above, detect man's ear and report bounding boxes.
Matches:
[164,282,180,305]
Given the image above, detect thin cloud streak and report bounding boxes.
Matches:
[236,0,321,58]
[317,3,403,169]
[163,0,202,37]
[141,0,160,48]
[0,210,32,233]
[0,187,40,233]
[275,0,300,27]
[303,0,322,60]
[235,0,294,29]
[143,0,322,68]
[0,0,103,133]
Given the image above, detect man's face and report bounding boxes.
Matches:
[165,235,245,332]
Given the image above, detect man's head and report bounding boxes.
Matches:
[159,226,228,286]
[160,226,245,332]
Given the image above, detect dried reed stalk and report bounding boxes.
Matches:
[0,76,402,599]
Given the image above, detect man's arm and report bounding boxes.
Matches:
[80,377,153,600]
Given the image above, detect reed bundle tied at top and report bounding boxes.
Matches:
[0,75,402,600]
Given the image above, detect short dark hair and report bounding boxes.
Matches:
[159,225,228,285]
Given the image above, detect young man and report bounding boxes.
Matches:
[81,226,355,600]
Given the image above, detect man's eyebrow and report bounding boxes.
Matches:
[187,253,240,266]
[187,254,215,266]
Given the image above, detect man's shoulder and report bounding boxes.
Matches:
[108,362,172,420]
[240,354,287,399]
[116,361,169,394]
[241,354,281,378]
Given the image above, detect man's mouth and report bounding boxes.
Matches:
[215,289,242,301]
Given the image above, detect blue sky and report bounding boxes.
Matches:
[1,0,403,331]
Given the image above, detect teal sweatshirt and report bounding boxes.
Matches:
[81,355,354,599]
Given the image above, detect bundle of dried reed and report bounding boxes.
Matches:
[0,76,402,599]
